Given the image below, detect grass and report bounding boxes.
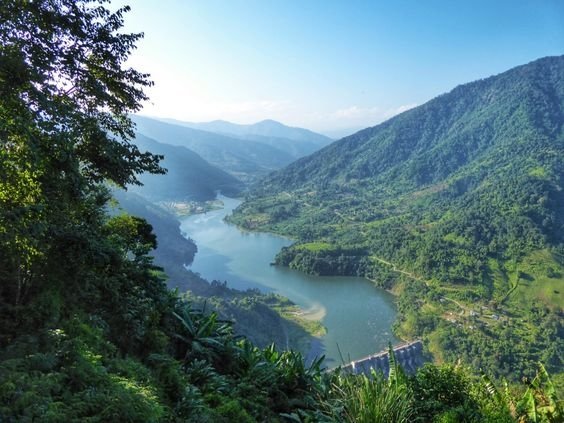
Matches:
[338,374,414,423]
[528,166,547,179]
[507,250,564,312]
[273,302,326,338]
[487,258,511,302]
[296,242,334,252]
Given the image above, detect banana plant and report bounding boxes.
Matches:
[172,303,233,367]
[518,363,562,423]
[481,363,562,423]
[387,342,408,389]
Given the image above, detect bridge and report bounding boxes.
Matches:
[339,340,424,377]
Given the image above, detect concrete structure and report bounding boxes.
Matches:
[340,340,424,377]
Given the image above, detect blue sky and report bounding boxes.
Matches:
[117,0,564,136]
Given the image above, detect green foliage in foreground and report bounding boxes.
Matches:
[0,2,561,421]
[1,302,562,422]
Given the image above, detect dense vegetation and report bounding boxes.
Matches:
[0,1,561,421]
[110,191,202,290]
[230,56,564,385]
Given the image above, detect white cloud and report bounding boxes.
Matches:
[332,103,417,122]
[299,103,416,133]
[137,69,293,124]
[383,103,418,118]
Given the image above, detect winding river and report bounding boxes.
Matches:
[180,196,398,365]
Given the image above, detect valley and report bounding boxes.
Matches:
[131,115,333,185]
[229,56,564,384]
[121,56,563,388]
[2,2,563,419]
[180,196,399,366]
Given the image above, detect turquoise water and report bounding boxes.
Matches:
[180,196,398,365]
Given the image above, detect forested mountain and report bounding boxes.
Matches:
[184,119,331,144]
[129,133,243,201]
[231,56,564,381]
[233,132,326,160]
[132,115,296,183]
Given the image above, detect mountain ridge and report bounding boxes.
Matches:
[146,116,334,172]
[229,55,564,380]
[235,55,564,284]
[256,55,564,194]
[130,133,244,201]
[156,117,333,145]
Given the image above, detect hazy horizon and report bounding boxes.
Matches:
[117,0,564,133]
[135,114,363,139]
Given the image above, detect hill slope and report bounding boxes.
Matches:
[132,116,297,183]
[234,55,564,283]
[130,133,243,201]
[230,56,564,380]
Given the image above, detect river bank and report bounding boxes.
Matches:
[180,195,399,365]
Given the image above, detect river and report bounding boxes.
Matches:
[180,196,398,366]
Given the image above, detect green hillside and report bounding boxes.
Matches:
[129,133,244,201]
[1,2,561,421]
[230,56,564,380]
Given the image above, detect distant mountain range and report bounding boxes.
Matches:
[162,118,332,145]
[129,133,244,201]
[132,116,333,184]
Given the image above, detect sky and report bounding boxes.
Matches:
[115,0,564,137]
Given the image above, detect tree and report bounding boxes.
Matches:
[0,0,163,186]
[0,0,164,341]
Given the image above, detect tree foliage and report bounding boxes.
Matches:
[1,1,561,420]
[0,0,165,338]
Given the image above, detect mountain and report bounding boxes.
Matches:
[230,56,564,380]
[130,133,244,201]
[171,118,332,145]
[156,117,334,164]
[132,116,296,183]
[234,55,564,279]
